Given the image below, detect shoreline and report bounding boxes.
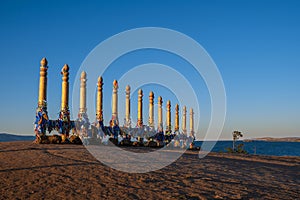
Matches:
[1,139,300,157]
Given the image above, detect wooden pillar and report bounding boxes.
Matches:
[182,106,187,135]
[61,64,69,111]
[96,76,103,121]
[189,108,195,138]
[79,71,87,113]
[148,91,154,128]
[125,85,131,127]
[166,100,171,132]
[137,89,143,127]
[38,58,48,108]
[158,96,163,131]
[174,104,179,132]
[111,80,119,125]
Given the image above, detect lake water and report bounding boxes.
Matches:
[1,133,299,157]
[194,140,300,156]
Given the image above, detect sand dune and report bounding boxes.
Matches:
[0,141,299,199]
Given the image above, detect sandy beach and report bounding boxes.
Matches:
[0,141,299,200]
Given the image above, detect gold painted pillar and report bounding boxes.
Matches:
[125,85,131,127]
[148,91,154,128]
[189,108,195,138]
[182,106,187,135]
[112,80,119,125]
[158,96,163,131]
[61,64,69,111]
[38,58,48,108]
[174,104,179,132]
[79,71,87,113]
[96,76,103,121]
[166,100,171,132]
[137,89,143,127]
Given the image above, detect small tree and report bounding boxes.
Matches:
[225,131,247,154]
[232,131,243,152]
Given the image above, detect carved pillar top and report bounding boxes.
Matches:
[167,100,171,110]
[61,64,69,81]
[113,79,118,90]
[40,57,48,67]
[126,85,130,94]
[138,89,143,98]
[158,96,163,105]
[149,91,154,100]
[81,71,86,79]
[175,104,179,114]
[98,76,103,89]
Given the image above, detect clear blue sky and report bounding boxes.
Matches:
[0,0,299,139]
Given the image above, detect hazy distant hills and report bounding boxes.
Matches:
[0,133,35,142]
[244,137,300,142]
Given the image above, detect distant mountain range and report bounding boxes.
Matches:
[244,137,300,142]
[0,133,35,142]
